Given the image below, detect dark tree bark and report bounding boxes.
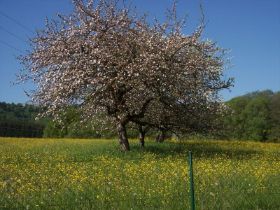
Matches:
[138,125,145,148]
[117,122,130,151]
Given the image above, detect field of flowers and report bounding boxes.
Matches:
[0,137,279,209]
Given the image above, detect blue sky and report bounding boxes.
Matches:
[0,0,279,103]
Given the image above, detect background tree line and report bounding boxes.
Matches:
[0,90,279,142]
[222,90,280,142]
[0,102,45,137]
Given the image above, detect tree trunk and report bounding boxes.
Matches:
[156,130,166,143]
[117,122,130,151]
[138,125,145,148]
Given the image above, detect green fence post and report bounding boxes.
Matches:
[189,151,195,210]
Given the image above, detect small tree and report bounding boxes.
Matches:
[19,0,232,151]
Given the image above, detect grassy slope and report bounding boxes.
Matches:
[0,138,279,210]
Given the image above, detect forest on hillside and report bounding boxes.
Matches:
[0,90,279,142]
[0,102,45,137]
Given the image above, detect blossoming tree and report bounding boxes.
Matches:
[19,0,233,151]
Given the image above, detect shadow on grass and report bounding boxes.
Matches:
[127,140,263,160]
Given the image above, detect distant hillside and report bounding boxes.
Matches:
[0,102,45,137]
[0,102,40,120]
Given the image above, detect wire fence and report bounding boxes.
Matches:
[1,149,279,210]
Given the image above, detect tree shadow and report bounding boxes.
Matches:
[129,140,263,160]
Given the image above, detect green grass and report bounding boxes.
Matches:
[0,137,279,209]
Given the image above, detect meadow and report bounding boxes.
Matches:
[0,137,279,210]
